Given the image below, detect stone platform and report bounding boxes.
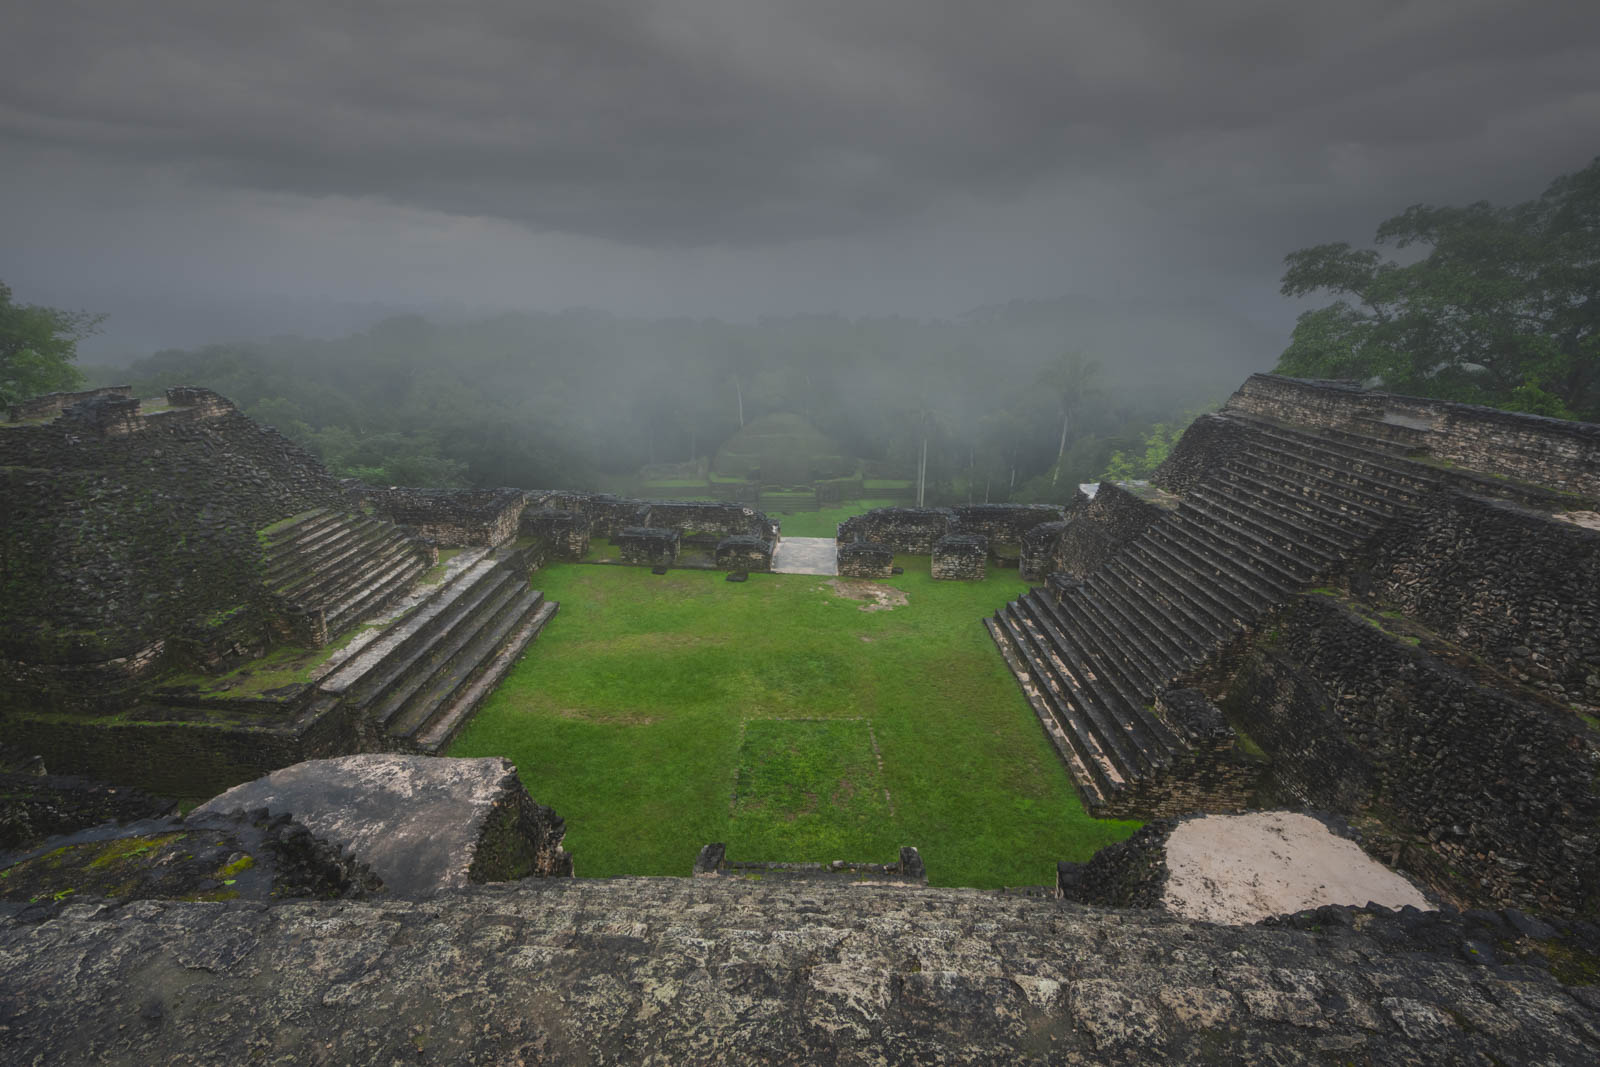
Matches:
[771,536,838,575]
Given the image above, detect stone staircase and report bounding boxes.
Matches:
[311,545,557,754]
[989,414,1441,812]
[260,509,434,646]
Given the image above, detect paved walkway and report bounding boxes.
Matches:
[770,536,838,576]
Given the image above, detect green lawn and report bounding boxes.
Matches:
[450,562,1138,887]
[772,499,899,537]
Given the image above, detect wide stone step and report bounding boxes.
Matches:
[1232,446,1421,514]
[1194,478,1359,557]
[413,598,559,755]
[265,518,384,586]
[1229,412,1441,486]
[1145,522,1287,613]
[1007,600,1156,781]
[375,581,539,736]
[1185,487,1350,569]
[1052,585,1169,700]
[1120,541,1251,634]
[1086,569,1201,670]
[324,553,432,637]
[317,557,512,707]
[994,610,1126,796]
[986,617,1111,809]
[1216,462,1389,533]
[395,591,552,747]
[260,508,339,548]
[1105,555,1232,648]
[1019,595,1164,752]
[273,523,401,601]
[1174,504,1319,588]
[1022,594,1183,762]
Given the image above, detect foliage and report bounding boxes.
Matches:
[0,282,103,408]
[1276,156,1600,420]
[450,560,1139,887]
[1101,409,1206,481]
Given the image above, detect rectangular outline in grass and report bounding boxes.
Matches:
[730,717,893,818]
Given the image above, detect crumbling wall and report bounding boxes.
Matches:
[949,504,1065,545]
[1051,482,1176,578]
[0,771,177,851]
[618,527,679,566]
[1226,373,1600,500]
[1220,594,1600,916]
[1355,493,1600,707]
[837,541,893,579]
[363,487,528,547]
[931,534,987,580]
[519,508,590,560]
[836,507,954,553]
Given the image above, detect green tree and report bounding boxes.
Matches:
[0,282,104,408]
[1036,351,1104,485]
[1276,157,1600,419]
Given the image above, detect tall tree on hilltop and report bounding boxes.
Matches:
[1037,350,1103,485]
[1276,156,1600,420]
[0,282,103,408]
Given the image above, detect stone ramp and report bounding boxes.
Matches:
[771,535,838,575]
[3,877,1596,1064]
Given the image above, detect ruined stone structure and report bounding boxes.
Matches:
[532,491,778,570]
[1,389,559,797]
[990,374,1600,915]
[837,540,894,578]
[839,502,1065,573]
[355,485,529,547]
[931,532,988,580]
[618,525,680,566]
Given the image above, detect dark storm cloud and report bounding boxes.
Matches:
[5,1,1595,249]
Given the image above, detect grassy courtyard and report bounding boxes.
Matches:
[450,560,1138,887]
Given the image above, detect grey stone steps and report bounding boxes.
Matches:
[1022,593,1182,762]
[1052,583,1170,699]
[1182,491,1343,573]
[272,522,406,602]
[1120,541,1252,633]
[415,598,560,755]
[1233,419,1440,496]
[375,579,541,738]
[324,553,433,637]
[1103,559,1227,652]
[1105,555,1235,648]
[1008,598,1163,779]
[265,519,386,588]
[319,557,513,708]
[389,588,550,746]
[1192,478,1358,557]
[993,610,1127,798]
[985,617,1111,809]
[259,508,340,548]
[1085,568,1203,671]
[1143,523,1286,613]
[1174,504,1319,588]
[1232,446,1421,514]
[1023,594,1164,740]
[1216,462,1390,533]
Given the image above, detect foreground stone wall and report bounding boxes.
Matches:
[1355,493,1600,707]
[4,877,1597,1064]
[1226,373,1600,500]
[1220,594,1600,916]
[0,771,177,851]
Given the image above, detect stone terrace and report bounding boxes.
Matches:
[4,877,1597,1064]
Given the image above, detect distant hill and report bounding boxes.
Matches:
[714,413,851,485]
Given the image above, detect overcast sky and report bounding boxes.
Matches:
[3,1,1597,360]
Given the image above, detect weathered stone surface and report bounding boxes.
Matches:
[2,877,1596,1064]
[837,506,955,553]
[0,770,176,851]
[195,755,571,897]
[836,540,893,578]
[356,486,529,547]
[1050,480,1178,578]
[617,525,680,566]
[930,533,987,580]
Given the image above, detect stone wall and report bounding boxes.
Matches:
[361,486,528,547]
[7,385,132,423]
[931,534,987,580]
[837,541,894,578]
[1057,819,1176,908]
[1226,373,1600,501]
[1220,594,1600,916]
[1354,493,1600,707]
[0,771,177,851]
[533,491,651,538]
[618,527,679,566]
[532,492,777,548]
[836,506,955,553]
[1050,482,1177,579]
[0,388,346,704]
[1097,690,1265,821]
[1150,411,1253,497]
[949,503,1066,544]
[519,507,590,560]
[714,535,773,572]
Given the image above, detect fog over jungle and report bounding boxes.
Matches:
[3,2,1597,489]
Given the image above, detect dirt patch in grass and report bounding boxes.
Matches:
[554,707,661,726]
[825,578,908,612]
